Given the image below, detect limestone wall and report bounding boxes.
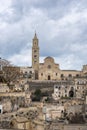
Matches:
[0,92,25,97]
[64,125,87,130]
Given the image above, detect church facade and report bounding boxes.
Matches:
[32,33,87,81]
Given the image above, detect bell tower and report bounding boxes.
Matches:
[32,32,39,79]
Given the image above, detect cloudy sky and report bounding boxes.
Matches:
[0,0,87,70]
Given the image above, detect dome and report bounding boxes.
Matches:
[44,56,54,63]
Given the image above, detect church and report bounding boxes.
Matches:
[0,32,87,81]
[32,32,87,80]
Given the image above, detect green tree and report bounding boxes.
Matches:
[32,89,42,101]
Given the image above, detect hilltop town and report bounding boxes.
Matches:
[0,33,87,130]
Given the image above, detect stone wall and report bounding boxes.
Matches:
[0,92,25,97]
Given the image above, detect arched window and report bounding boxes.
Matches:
[69,90,74,97]
[68,74,72,77]
[48,75,51,80]
[61,74,64,77]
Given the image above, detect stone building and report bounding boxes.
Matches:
[39,57,60,80]
[20,67,35,80]
[11,116,31,130]
[32,33,86,81]
[43,105,64,121]
[0,83,9,92]
[52,83,75,100]
[52,75,87,100]
[32,32,39,80]
[74,76,87,99]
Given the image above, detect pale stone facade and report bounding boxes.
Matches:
[20,67,35,80]
[43,105,64,121]
[32,33,86,81]
[52,76,87,100]
[52,84,75,100]
[39,57,60,80]
[0,83,9,92]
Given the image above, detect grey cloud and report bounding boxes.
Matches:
[0,0,87,69]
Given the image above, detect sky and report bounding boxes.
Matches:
[0,0,87,70]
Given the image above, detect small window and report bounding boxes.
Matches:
[34,55,37,58]
[55,86,58,89]
[65,90,67,93]
[58,86,60,90]
[34,50,37,53]
[56,73,57,76]
[30,71,32,74]
[65,94,67,97]
[61,74,64,77]
[77,86,79,89]
[76,74,79,77]
[48,65,51,69]
[68,74,72,77]
[41,73,43,76]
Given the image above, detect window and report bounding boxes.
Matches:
[58,86,60,90]
[55,86,58,89]
[68,74,72,77]
[77,86,79,89]
[76,74,79,77]
[30,71,32,74]
[25,71,27,74]
[61,74,64,77]
[56,73,57,76]
[65,86,67,89]
[65,94,67,97]
[48,65,51,69]
[34,55,37,58]
[41,73,43,76]
[34,50,37,53]
[65,90,67,93]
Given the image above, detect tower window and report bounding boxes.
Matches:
[34,55,37,58]
[34,50,37,53]
[34,42,37,46]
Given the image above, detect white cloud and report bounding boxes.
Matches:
[0,0,12,13]
[8,44,32,66]
[54,55,83,70]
